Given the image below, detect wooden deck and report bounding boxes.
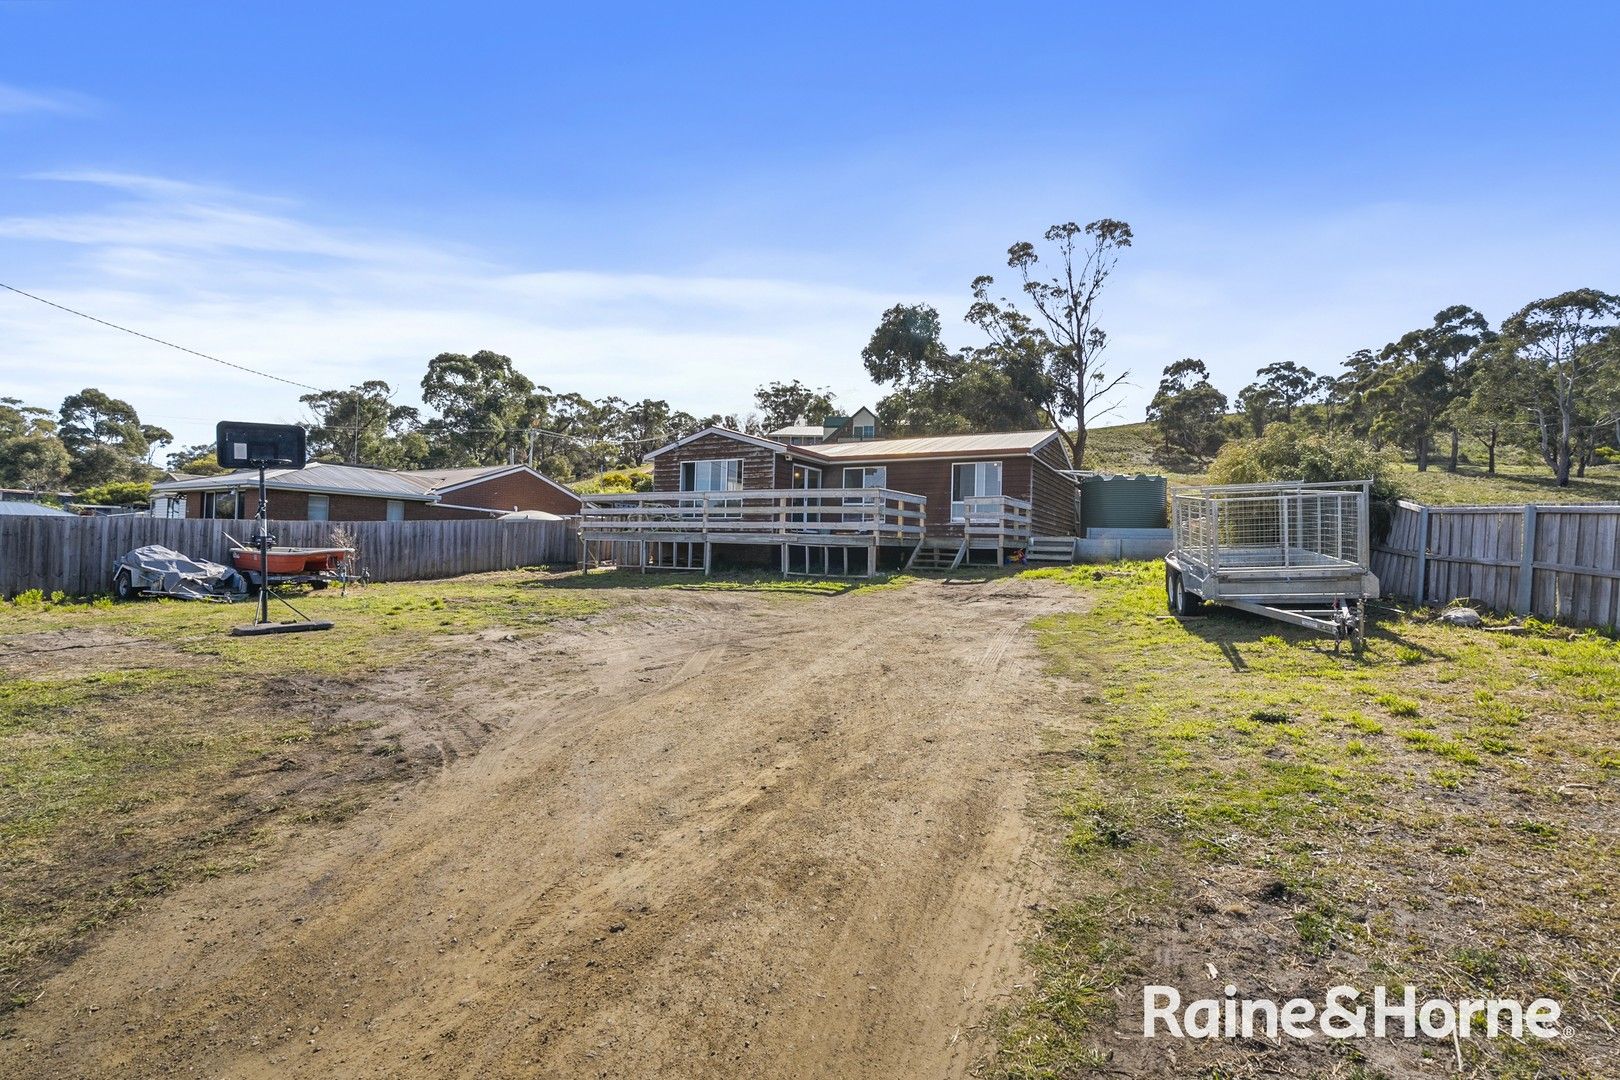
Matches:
[578,488,1034,575]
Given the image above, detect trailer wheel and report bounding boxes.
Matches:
[1174,572,1204,616]
[112,568,136,601]
[1165,565,1178,612]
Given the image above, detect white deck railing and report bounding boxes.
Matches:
[960,495,1033,546]
[579,487,927,544]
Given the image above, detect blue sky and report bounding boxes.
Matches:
[3,1,1618,454]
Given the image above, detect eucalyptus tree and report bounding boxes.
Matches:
[58,388,164,487]
[861,303,1046,434]
[1496,289,1620,486]
[300,380,424,467]
[1146,358,1228,462]
[965,219,1135,464]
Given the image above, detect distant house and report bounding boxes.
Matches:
[150,462,582,522]
[150,471,200,518]
[766,405,881,446]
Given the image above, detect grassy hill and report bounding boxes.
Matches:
[1392,462,1620,506]
[1081,420,1620,506]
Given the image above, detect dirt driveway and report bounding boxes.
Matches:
[3,574,1084,1079]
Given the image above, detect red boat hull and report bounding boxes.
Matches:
[231,547,350,575]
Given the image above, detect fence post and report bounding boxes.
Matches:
[1414,505,1431,605]
[1516,503,1537,616]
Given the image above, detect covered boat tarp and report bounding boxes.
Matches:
[115,544,246,600]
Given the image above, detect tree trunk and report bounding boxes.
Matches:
[1059,423,1084,470]
[1416,436,1429,472]
[1448,430,1459,472]
[1486,431,1497,475]
[1557,404,1575,486]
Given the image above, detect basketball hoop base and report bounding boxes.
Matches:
[230,620,335,637]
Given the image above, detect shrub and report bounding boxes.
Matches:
[77,480,153,507]
[1208,424,1395,491]
[571,469,652,495]
[1207,423,1401,538]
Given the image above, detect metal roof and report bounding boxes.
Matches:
[802,430,1062,459]
[766,424,827,438]
[398,464,517,492]
[0,499,77,516]
[151,462,437,500]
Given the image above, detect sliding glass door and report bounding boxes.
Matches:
[951,461,1002,521]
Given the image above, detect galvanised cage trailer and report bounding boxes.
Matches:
[1164,479,1380,651]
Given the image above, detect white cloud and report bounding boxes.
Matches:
[0,83,95,117]
[0,172,897,449]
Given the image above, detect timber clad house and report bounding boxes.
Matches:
[580,419,1080,576]
[150,462,583,522]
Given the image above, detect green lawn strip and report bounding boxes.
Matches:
[999,563,1619,1077]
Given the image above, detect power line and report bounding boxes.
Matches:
[0,281,324,393]
[2,282,701,452]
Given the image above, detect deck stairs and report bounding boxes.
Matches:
[1024,536,1077,565]
[906,540,967,572]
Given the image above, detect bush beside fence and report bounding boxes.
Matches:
[0,516,579,597]
[1373,499,1620,629]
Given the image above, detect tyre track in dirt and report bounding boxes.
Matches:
[3,576,1086,1080]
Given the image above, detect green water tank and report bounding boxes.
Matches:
[1079,474,1168,532]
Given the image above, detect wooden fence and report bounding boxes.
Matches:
[1373,500,1620,629]
[0,515,580,597]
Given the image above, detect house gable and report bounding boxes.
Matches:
[424,465,582,514]
[415,467,582,518]
[650,430,784,491]
[644,426,787,461]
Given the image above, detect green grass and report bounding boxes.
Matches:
[999,562,1620,1077]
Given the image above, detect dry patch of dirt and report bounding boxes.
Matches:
[0,628,202,678]
[1,575,1087,1079]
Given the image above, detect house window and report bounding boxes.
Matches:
[841,466,887,489]
[790,464,821,523]
[386,499,405,522]
[679,459,743,492]
[853,425,875,440]
[307,494,330,521]
[202,490,242,520]
[950,461,1003,521]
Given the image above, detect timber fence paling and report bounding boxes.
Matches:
[0,515,580,597]
[1372,499,1620,630]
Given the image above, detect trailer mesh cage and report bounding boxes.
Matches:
[1171,480,1369,574]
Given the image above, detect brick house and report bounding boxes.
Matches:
[150,462,582,522]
